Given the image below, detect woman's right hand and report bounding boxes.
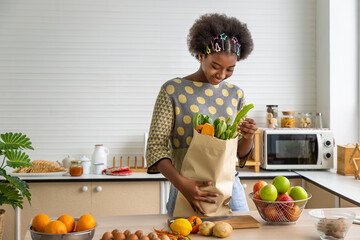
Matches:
[178,177,219,216]
[156,159,218,215]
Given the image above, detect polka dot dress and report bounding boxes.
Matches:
[146,78,246,173]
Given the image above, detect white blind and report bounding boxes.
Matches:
[0,0,316,163]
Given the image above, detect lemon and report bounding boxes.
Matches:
[170,218,192,236]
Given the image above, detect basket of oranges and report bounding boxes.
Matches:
[28,213,97,240]
[249,176,312,224]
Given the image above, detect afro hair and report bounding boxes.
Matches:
[187,13,254,61]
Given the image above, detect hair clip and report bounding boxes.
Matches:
[204,33,241,56]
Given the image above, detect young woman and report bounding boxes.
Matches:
[146,13,258,215]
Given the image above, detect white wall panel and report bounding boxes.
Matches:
[0,0,316,164]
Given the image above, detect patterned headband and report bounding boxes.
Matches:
[204,33,241,57]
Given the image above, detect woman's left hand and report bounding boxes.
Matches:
[238,118,258,139]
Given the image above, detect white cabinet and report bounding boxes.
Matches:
[7,181,162,240]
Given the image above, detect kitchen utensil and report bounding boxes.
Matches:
[249,192,312,224]
[309,209,355,239]
[28,219,97,240]
[168,215,260,229]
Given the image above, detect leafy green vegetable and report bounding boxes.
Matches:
[230,104,254,136]
[215,120,227,138]
[192,103,254,140]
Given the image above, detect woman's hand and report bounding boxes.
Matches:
[178,178,219,216]
[238,118,258,139]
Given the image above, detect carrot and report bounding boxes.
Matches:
[201,123,214,136]
[153,227,169,234]
[153,228,188,240]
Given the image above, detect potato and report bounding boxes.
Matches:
[199,221,215,236]
[212,222,233,238]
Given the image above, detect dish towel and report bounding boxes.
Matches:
[102,167,132,176]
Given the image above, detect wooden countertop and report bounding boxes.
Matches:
[24,208,360,240]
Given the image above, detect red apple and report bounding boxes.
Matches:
[253,180,268,193]
[284,204,301,221]
[253,191,266,210]
[263,204,284,222]
[253,191,262,200]
[276,193,295,209]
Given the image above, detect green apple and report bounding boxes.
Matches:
[272,176,290,194]
[287,186,294,195]
[289,186,308,203]
[259,184,278,201]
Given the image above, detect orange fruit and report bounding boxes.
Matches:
[31,214,51,233]
[44,220,68,234]
[57,214,75,232]
[75,214,96,232]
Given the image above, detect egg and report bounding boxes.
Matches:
[140,236,150,240]
[135,230,144,238]
[112,229,122,236]
[101,232,114,240]
[127,233,139,240]
[113,232,126,240]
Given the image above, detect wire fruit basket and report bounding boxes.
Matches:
[248,192,312,223]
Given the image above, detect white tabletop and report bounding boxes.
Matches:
[295,169,360,206]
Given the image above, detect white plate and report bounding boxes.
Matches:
[10,171,67,177]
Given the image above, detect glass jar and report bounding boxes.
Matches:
[69,160,83,176]
[281,111,296,128]
[266,105,278,128]
[298,112,313,128]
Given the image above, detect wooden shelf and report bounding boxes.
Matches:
[243,129,261,173]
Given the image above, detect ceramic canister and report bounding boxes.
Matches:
[80,155,91,175]
[91,144,110,169]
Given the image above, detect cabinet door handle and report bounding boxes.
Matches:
[82,186,88,192]
[96,186,102,192]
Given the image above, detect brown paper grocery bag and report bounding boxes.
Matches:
[173,130,238,217]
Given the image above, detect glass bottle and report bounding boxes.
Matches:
[266,105,278,128]
[299,112,313,128]
[315,112,323,128]
[70,160,83,176]
[281,111,296,128]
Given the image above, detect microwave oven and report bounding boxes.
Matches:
[259,128,334,170]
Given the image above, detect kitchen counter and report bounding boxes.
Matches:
[14,172,167,182]
[23,208,360,240]
[14,168,299,182]
[295,170,360,207]
[15,168,360,206]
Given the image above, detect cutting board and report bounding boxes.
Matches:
[168,215,260,229]
[212,215,260,229]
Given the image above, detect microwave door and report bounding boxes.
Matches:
[265,133,319,169]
